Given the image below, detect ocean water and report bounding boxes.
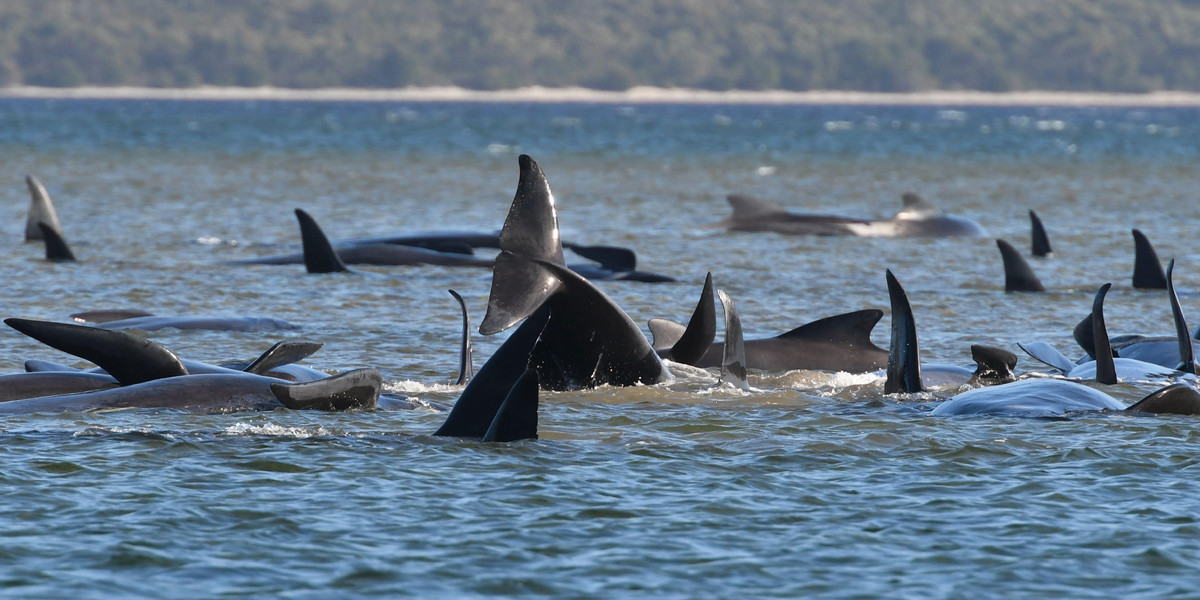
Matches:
[2,98,1200,598]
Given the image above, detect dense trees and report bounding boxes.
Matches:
[2,0,1200,92]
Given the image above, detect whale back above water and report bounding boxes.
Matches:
[714,193,987,238]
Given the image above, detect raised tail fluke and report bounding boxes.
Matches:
[884,269,923,394]
[39,222,76,263]
[717,289,748,390]
[449,290,474,385]
[25,175,64,242]
[1166,260,1195,374]
[270,368,382,411]
[1029,210,1052,257]
[1132,229,1167,289]
[667,273,716,366]
[4,318,187,385]
[481,369,540,442]
[295,209,349,274]
[997,239,1044,292]
[1092,283,1118,385]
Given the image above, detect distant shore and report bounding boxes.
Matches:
[4,85,1200,107]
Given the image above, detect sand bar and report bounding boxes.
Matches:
[4,85,1200,107]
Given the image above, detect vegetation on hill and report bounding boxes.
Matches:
[2,0,1200,92]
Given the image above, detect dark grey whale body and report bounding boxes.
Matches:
[711,192,987,238]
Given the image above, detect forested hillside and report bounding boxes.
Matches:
[3,0,1200,92]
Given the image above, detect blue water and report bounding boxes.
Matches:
[2,98,1200,598]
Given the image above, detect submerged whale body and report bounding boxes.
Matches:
[711,192,987,238]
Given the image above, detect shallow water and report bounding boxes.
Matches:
[3,99,1200,598]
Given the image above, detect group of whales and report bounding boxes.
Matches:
[10,155,1200,444]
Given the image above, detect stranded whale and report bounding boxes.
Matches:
[710,192,987,238]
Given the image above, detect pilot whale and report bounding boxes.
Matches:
[710,192,987,238]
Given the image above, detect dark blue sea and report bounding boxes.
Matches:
[3,98,1200,598]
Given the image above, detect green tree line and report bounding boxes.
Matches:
[2,0,1200,92]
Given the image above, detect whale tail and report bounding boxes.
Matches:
[449,290,474,385]
[24,175,65,242]
[295,209,349,274]
[717,289,749,390]
[435,306,550,438]
[1131,229,1167,289]
[242,341,324,375]
[39,222,76,263]
[884,269,924,394]
[481,369,540,442]
[270,368,382,411]
[4,318,188,384]
[997,239,1044,292]
[1029,210,1053,257]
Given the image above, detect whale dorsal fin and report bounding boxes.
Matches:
[1166,260,1195,374]
[970,344,1018,384]
[726,194,788,220]
[295,209,349,274]
[25,175,64,242]
[777,309,884,348]
[4,318,187,385]
[1126,383,1200,415]
[436,306,550,438]
[271,368,382,411]
[668,273,716,366]
[1030,210,1053,257]
[647,318,687,350]
[997,239,1044,292]
[482,368,540,442]
[1132,229,1167,289]
[884,270,924,394]
[449,290,474,385]
[717,289,749,390]
[898,192,939,215]
[244,341,324,375]
[39,222,76,263]
[1092,283,1118,384]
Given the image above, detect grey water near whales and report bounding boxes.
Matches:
[7,100,1200,598]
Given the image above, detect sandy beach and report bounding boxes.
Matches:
[4,85,1200,106]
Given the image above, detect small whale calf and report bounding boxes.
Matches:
[710,192,987,238]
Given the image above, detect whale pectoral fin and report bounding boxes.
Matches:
[1125,382,1200,415]
[717,289,749,390]
[481,369,540,442]
[997,239,1044,292]
[884,270,923,394]
[294,208,349,274]
[1092,283,1118,385]
[668,273,716,366]
[39,222,76,263]
[1132,229,1167,289]
[648,319,687,351]
[436,306,550,438]
[1166,260,1195,374]
[4,318,187,385]
[271,368,382,411]
[566,244,638,272]
[726,194,788,220]
[970,344,1018,385]
[1030,210,1053,257]
[25,174,64,242]
[479,252,563,335]
[1017,341,1077,374]
[243,341,324,375]
[449,290,474,385]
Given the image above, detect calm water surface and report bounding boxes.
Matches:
[2,99,1200,598]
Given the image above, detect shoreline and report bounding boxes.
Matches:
[4,85,1200,107]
